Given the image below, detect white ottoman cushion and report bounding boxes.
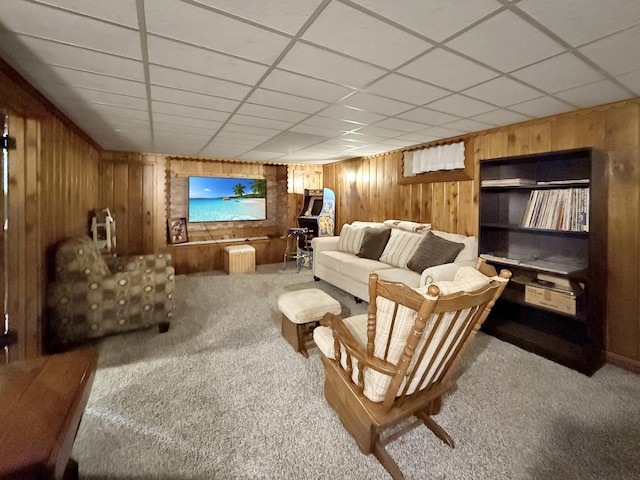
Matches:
[224,244,255,254]
[278,288,341,324]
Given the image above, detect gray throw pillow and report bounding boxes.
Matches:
[357,227,391,260]
[406,231,464,273]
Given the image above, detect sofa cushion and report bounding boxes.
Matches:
[357,226,391,260]
[342,256,392,284]
[337,224,367,254]
[315,250,357,273]
[374,267,421,288]
[379,229,424,268]
[406,231,465,274]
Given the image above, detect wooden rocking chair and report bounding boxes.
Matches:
[313,260,511,479]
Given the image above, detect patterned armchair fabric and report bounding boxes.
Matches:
[47,236,175,349]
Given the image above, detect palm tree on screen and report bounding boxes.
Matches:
[233,183,245,197]
[249,179,266,197]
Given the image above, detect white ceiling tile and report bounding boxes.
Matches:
[152,101,231,122]
[554,80,631,108]
[426,94,496,117]
[247,89,328,114]
[442,118,493,133]
[0,34,145,81]
[44,84,148,110]
[278,43,386,89]
[350,0,501,42]
[412,126,465,139]
[379,138,416,148]
[149,65,252,99]
[301,2,431,69]
[339,132,386,144]
[25,64,146,97]
[154,122,215,137]
[393,133,435,143]
[299,116,363,131]
[199,144,248,158]
[228,114,294,130]
[66,101,149,121]
[579,25,640,76]
[471,109,531,126]
[35,0,139,28]
[397,108,460,126]
[508,96,576,118]
[365,74,449,105]
[518,0,640,46]
[339,92,414,116]
[193,0,322,35]
[147,36,268,85]
[290,124,344,138]
[446,10,565,72]
[399,48,499,91]
[351,125,403,138]
[150,85,239,112]
[218,123,281,138]
[0,0,141,59]
[145,0,289,64]
[236,151,286,161]
[511,53,605,94]
[372,118,424,133]
[215,131,274,144]
[319,105,384,125]
[153,113,224,130]
[237,103,309,123]
[257,131,328,154]
[260,69,355,103]
[616,70,640,96]
[463,77,541,107]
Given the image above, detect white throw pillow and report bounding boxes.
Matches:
[337,224,367,254]
[379,229,424,268]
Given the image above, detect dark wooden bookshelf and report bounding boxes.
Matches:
[479,148,607,375]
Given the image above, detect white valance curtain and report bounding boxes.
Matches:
[403,141,465,176]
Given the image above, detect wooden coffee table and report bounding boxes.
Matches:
[0,347,98,479]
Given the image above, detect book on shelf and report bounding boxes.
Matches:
[481,178,536,187]
[536,179,589,185]
[520,187,589,231]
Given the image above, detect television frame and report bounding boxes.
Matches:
[187,175,267,223]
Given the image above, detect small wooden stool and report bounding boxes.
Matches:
[278,288,342,357]
[224,244,256,274]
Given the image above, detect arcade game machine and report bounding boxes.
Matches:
[284,188,335,271]
[298,188,335,238]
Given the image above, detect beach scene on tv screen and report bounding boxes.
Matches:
[188,176,266,222]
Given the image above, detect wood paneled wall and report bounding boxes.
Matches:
[4,114,100,361]
[323,98,640,372]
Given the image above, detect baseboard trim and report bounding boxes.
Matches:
[606,352,640,374]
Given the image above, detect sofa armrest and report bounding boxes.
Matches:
[419,260,478,286]
[311,236,340,253]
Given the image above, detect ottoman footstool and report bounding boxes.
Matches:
[278,288,342,357]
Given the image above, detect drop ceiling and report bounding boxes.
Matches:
[1,0,639,164]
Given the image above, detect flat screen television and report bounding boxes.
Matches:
[188,176,267,222]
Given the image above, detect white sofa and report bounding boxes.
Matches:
[312,220,478,302]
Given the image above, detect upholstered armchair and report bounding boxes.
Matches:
[47,236,175,350]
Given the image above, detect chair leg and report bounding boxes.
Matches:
[158,322,170,333]
[416,411,454,448]
[372,437,404,480]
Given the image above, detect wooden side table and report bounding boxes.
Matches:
[0,347,98,479]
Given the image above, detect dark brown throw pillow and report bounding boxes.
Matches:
[406,231,464,273]
[357,227,391,260]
